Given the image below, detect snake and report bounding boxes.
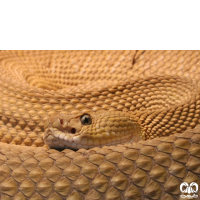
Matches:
[0,50,200,200]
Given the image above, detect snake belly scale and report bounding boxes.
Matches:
[0,50,199,200]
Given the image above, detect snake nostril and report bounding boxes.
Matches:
[60,119,63,125]
[71,128,76,134]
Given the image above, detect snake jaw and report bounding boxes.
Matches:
[43,113,86,149]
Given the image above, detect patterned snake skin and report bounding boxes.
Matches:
[0,50,200,200]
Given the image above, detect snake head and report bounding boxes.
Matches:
[43,111,142,150]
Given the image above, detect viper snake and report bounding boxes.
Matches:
[0,50,199,200]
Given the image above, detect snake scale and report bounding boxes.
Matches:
[0,50,200,200]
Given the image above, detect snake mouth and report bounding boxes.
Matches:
[43,127,81,150]
[43,116,85,149]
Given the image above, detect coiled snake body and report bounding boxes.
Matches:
[0,50,200,199]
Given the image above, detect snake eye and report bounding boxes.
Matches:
[80,114,92,125]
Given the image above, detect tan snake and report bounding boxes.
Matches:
[0,50,200,199]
